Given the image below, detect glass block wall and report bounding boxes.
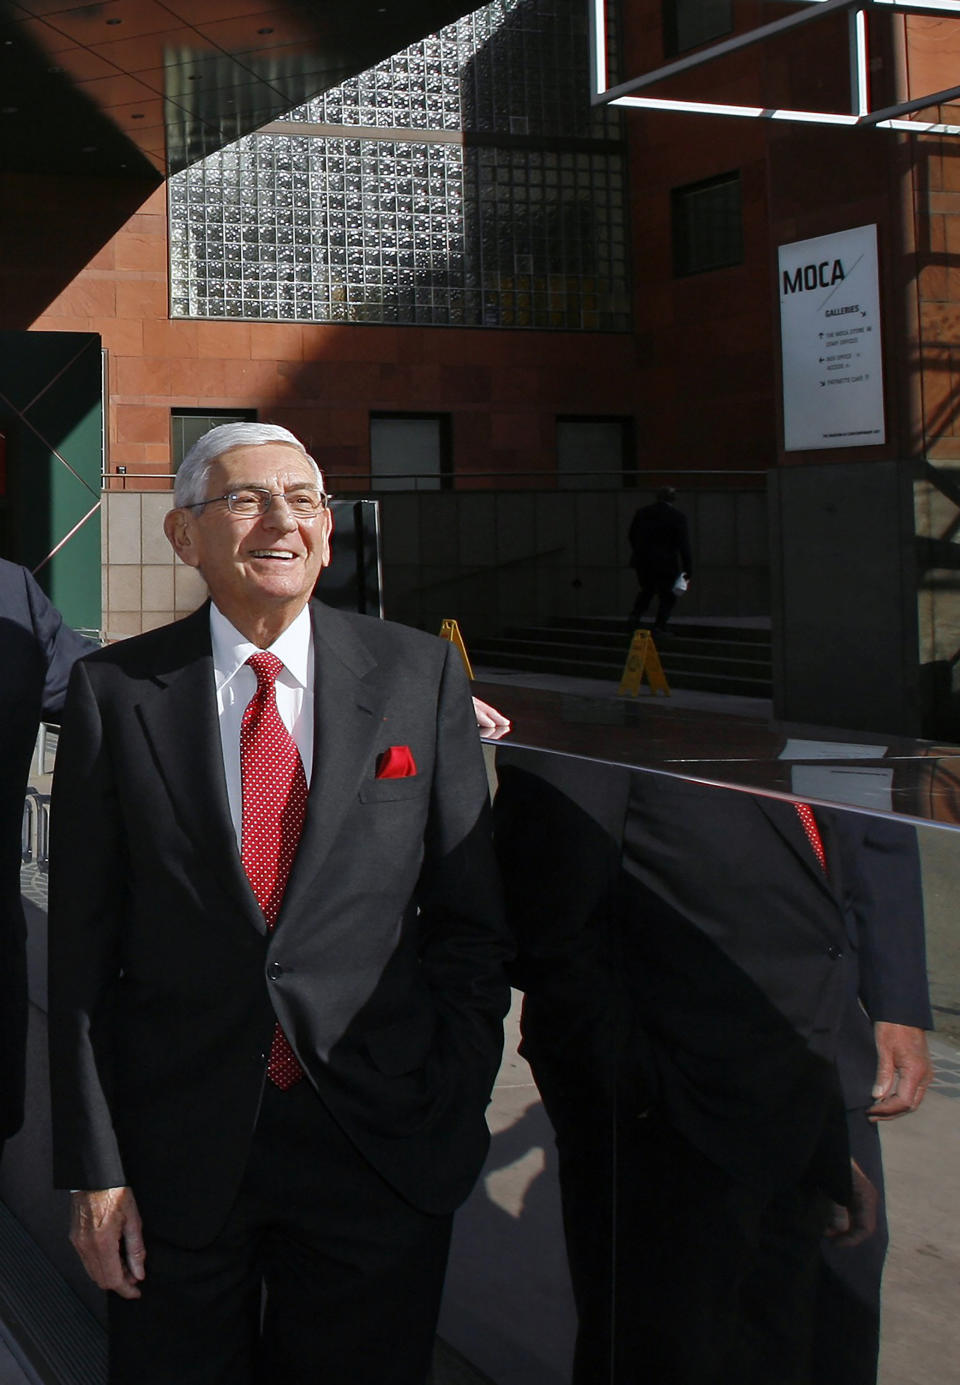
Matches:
[168,0,629,331]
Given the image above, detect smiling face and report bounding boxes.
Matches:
[164,442,332,647]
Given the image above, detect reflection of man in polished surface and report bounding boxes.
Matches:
[0,559,95,1155]
[48,423,510,1384]
[494,757,931,1385]
[814,810,932,1385]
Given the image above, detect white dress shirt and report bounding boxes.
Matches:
[210,602,314,849]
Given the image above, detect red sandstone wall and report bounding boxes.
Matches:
[12,4,959,490]
[619,2,960,472]
[626,106,773,475]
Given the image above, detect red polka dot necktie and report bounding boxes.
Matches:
[795,803,827,873]
[241,651,308,1089]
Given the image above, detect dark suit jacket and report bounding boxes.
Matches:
[48,600,511,1247]
[0,559,95,1140]
[827,809,932,1106]
[494,754,930,1206]
[628,501,692,577]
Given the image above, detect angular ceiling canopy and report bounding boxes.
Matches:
[0,0,476,181]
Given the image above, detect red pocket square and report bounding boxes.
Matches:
[376,745,417,779]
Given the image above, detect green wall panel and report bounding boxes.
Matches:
[0,330,102,631]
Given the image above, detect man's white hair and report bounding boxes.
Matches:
[174,423,324,508]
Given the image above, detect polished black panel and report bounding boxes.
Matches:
[476,681,960,828]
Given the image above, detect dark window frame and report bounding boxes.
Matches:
[671,171,744,278]
[662,0,734,58]
[555,414,637,489]
[170,408,258,471]
[369,411,453,492]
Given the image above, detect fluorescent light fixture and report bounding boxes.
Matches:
[854,10,869,116]
[872,0,960,10]
[612,96,861,126]
[593,0,960,133]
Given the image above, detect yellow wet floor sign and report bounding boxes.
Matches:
[618,629,670,697]
[439,618,474,680]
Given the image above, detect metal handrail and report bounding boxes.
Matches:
[35,721,66,777]
[415,544,567,594]
[35,794,51,873]
[21,793,37,865]
[22,788,50,870]
[35,724,49,778]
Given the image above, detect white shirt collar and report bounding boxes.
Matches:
[210,601,312,691]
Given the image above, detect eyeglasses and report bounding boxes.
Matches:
[184,487,329,519]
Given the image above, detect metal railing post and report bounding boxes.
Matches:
[36,795,51,873]
[21,793,37,864]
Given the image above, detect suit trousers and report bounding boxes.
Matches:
[558,1109,830,1385]
[108,1080,453,1385]
[630,569,677,629]
[812,1111,887,1385]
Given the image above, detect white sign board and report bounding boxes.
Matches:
[778,224,885,451]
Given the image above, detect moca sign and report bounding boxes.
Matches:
[778,224,885,452]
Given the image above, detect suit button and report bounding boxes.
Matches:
[267,961,284,980]
[827,945,843,960]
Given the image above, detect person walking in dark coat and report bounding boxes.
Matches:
[628,486,692,633]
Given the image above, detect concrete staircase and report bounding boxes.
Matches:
[471,616,773,699]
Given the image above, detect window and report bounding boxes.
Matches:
[168,0,631,332]
[663,0,733,57]
[370,414,451,491]
[556,417,634,490]
[672,172,743,277]
[171,410,257,470]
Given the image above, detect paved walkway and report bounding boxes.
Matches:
[879,1045,960,1385]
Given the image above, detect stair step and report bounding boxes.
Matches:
[475,637,768,675]
[470,613,773,699]
[471,647,772,698]
[501,628,770,662]
[540,616,771,643]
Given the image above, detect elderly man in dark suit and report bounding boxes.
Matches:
[48,422,511,1385]
[494,754,931,1385]
[0,558,95,1156]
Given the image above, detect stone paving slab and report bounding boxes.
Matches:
[877,1083,960,1385]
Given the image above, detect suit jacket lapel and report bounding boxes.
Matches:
[752,795,840,905]
[278,602,388,925]
[133,604,266,934]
